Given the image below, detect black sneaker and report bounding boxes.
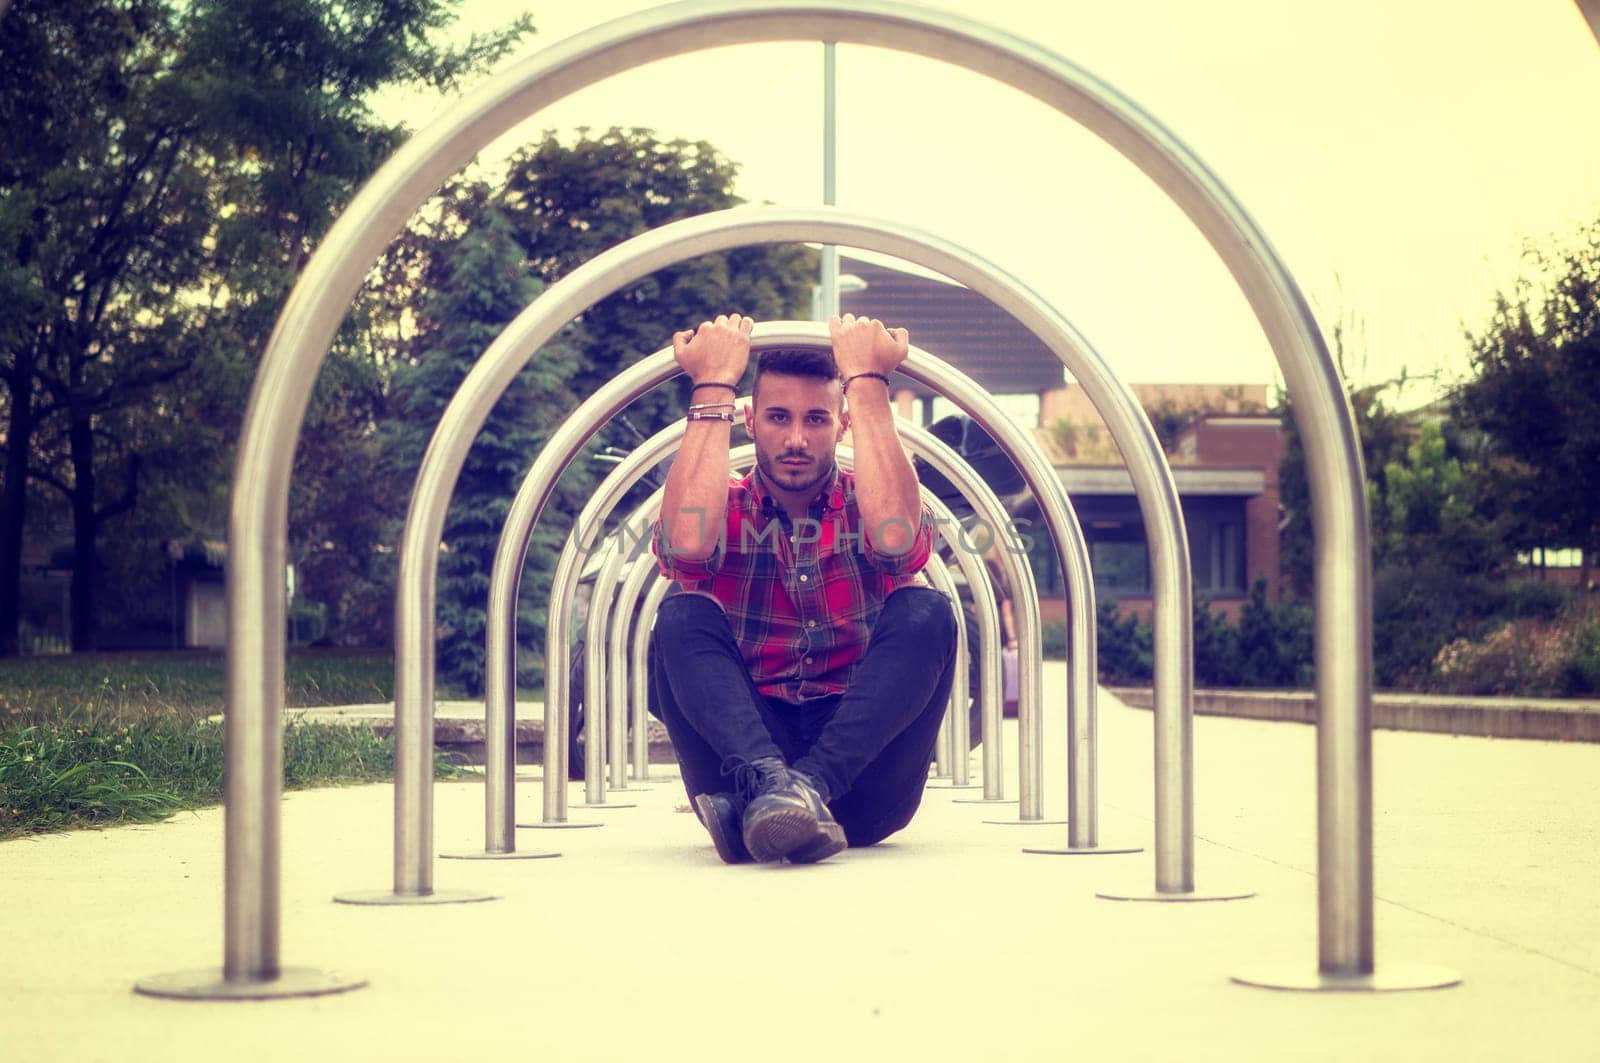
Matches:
[740,758,846,864]
[693,791,752,864]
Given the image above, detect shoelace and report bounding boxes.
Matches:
[720,753,787,801]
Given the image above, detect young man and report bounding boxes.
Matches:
[650,312,958,865]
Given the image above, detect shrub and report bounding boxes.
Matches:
[1237,580,1314,687]
[1431,599,1600,696]
[1193,596,1241,686]
[1096,598,1153,684]
[1040,621,1067,660]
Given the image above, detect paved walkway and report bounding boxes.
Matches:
[4,666,1599,1061]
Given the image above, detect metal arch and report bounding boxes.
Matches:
[629,572,675,779]
[210,0,1373,989]
[921,552,968,781]
[437,209,1182,854]
[474,326,1080,839]
[591,461,1003,795]
[526,406,1027,823]
[886,421,1025,798]
[583,464,1006,796]
[573,388,1032,809]
[605,549,666,788]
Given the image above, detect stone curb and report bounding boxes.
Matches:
[1108,686,1600,742]
[284,700,678,764]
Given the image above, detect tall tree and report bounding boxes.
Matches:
[383,197,590,695]
[0,0,530,653]
[375,130,818,692]
[1455,216,1600,589]
[496,128,819,431]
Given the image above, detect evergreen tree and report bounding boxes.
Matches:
[496,128,819,433]
[384,202,590,695]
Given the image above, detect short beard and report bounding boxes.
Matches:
[755,449,834,499]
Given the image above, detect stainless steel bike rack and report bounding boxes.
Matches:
[155,0,1441,999]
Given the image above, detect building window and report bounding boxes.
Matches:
[1187,507,1246,597]
[1091,539,1151,597]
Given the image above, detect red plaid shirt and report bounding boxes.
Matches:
[652,467,934,703]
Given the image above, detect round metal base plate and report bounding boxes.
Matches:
[573,801,636,810]
[517,820,603,829]
[925,781,981,790]
[1022,843,1145,856]
[440,848,560,860]
[982,818,1070,826]
[332,888,498,906]
[609,785,654,793]
[1231,961,1462,992]
[1096,885,1256,903]
[134,966,366,1001]
[948,796,1011,804]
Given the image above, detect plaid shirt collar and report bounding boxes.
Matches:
[744,462,847,518]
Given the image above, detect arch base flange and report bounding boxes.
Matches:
[1231,961,1461,992]
[135,966,366,1001]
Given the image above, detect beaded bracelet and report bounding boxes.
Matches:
[843,371,892,392]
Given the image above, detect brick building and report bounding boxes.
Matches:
[838,255,1284,623]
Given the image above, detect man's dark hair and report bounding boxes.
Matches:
[754,347,838,383]
[752,347,840,405]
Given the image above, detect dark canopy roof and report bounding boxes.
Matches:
[837,255,1066,397]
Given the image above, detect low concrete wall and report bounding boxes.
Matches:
[1108,687,1600,743]
[289,701,678,766]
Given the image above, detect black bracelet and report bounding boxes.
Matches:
[691,381,738,393]
[843,371,892,392]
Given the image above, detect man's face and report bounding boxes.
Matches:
[745,372,848,499]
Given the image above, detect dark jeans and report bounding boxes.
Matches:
[650,586,958,848]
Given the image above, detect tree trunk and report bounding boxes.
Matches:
[69,409,99,652]
[0,379,32,657]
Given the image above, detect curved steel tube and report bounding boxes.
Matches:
[483,318,1081,837]
[221,0,1362,982]
[489,328,1062,832]
[578,535,626,803]
[922,553,966,782]
[596,437,1012,799]
[606,549,665,788]
[415,213,1165,877]
[891,418,1024,800]
[533,414,1016,820]
[629,573,674,781]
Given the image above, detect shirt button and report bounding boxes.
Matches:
[806,620,817,629]
[804,656,813,665]
[799,573,809,582]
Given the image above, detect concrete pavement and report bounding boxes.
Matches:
[3,665,1598,1062]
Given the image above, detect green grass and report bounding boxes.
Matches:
[0,716,464,841]
[0,647,398,727]
[0,648,465,841]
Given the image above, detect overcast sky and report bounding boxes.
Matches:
[374,1,1600,404]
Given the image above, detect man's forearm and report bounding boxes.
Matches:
[843,378,921,554]
[659,419,733,560]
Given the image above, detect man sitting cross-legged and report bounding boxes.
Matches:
[649,312,958,864]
